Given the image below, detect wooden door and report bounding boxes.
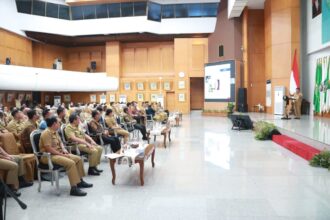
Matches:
[165,92,175,112]
[190,77,204,110]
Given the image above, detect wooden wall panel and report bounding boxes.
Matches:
[106,42,121,78]
[121,42,174,77]
[0,29,32,67]
[33,43,67,69]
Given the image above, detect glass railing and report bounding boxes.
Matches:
[15,0,218,21]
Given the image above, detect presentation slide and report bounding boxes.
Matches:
[204,61,234,102]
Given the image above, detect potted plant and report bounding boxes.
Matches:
[227,102,235,117]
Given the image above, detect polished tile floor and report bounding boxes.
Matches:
[6,111,330,220]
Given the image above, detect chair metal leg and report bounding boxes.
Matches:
[51,172,54,186]
[54,171,60,196]
[38,170,41,192]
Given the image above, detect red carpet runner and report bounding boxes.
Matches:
[272,135,321,161]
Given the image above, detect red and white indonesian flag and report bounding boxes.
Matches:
[290,50,300,94]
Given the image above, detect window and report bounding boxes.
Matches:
[148,2,161,22]
[202,3,218,17]
[59,5,70,20]
[96,4,108,18]
[108,3,120,17]
[187,4,202,17]
[16,0,32,14]
[46,2,58,18]
[32,0,46,16]
[134,2,146,16]
[121,3,133,17]
[175,4,188,18]
[71,6,83,20]
[83,5,96,19]
[162,4,174,18]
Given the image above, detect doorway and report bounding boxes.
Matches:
[166,92,175,112]
[190,77,204,110]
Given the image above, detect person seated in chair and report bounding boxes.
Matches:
[123,107,148,141]
[0,146,33,197]
[57,106,67,125]
[39,117,92,196]
[89,110,121,153]
[20,109,39,153]
[6,109,25,145]
[65,113,103,176]
[105,109,129,144]
[39,108,52,130]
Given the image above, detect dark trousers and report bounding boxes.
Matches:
[99,135,121,153]
[134,124,147,139]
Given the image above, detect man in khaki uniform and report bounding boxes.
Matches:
[123,107,148,140]
[6,109,25,145]
[20,109,39,153]
[65,113,103,176]
[0,146,31,197]
[293,88,303,119]
[105,109,129,144]
[39,116,92,196]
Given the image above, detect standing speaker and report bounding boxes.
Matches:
[91,61,96,70]
[219,45,224,57]
[238,88,248,112]
[5,57,11,65]
[238,88,247,104]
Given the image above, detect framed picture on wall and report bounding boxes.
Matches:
[0,93,4,103]
[151,93,158,102]
[124,82,131,90]
[25,93,32,101]
[164,82,171,91]
[7,93,14,102]
[137,82,144,90]
[109,94,116,102]
[150,82,157,90]
[119,94,127,103]
[54,96,61,107]
[18,93,25,101]
[100,95,106,104]
[178,80,185,89]
[64,94,71,102]
[45,95,49,103]
[178,93,185,102]
[137,93,144,102]
[90,94,96,103]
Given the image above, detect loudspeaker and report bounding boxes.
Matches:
[5,57,11,65]
[52,64,57,69]
[238,103,248,113]
[238,88,247,105]
[91,61,96,70]
[219,45,224,57]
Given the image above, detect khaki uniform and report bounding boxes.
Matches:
[39,128,85,186]
[20,120,38,153]
[0,154,25,188]
[64,124,102,167]
[293,92,303,118]
[105,116,129,143]
[6,119,25,144]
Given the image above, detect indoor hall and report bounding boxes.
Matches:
[1,0,330,219]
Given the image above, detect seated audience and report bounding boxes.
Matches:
[123,107,148,141]
[0,146,33,197]
[89,110,121,153]
[65,113,103,176]
[105,109,129,144]
[39,117,92,196]
[20,109,39,153]
[39,108,52,130]
[6,109,25,145]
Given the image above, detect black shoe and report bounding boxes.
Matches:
[19,180,33,188]
[94,167,103,173]
[7,189,21,197]
[77,180,93,188]
[88,168,100,176]
[294,117,300,119]
[70,187,87,197]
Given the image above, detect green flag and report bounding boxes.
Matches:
[324,58,329,103]
[314,60,322,113]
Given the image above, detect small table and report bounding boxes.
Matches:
[106,143,155,186]
[147,125,171,148]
